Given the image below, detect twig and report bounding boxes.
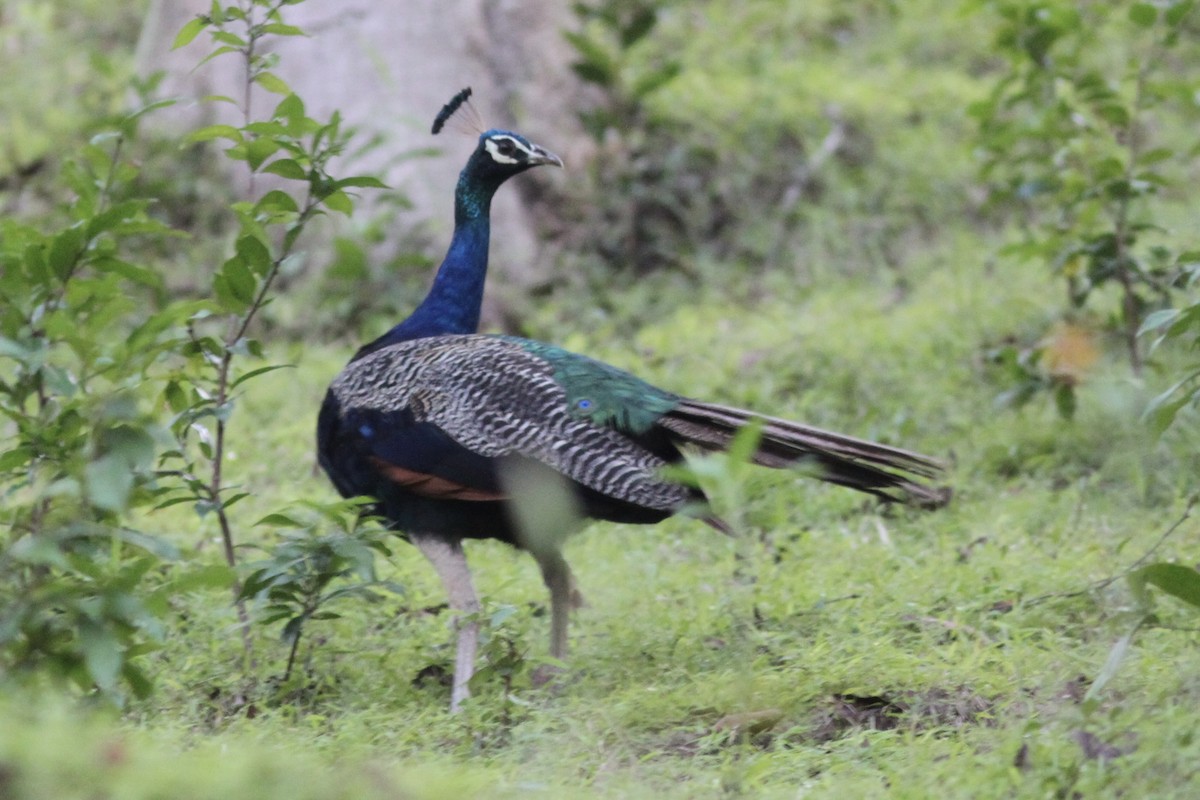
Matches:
[1024,495,1196,607]
[1110,57,1154,377]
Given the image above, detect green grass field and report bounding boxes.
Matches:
[5,232,1199,798]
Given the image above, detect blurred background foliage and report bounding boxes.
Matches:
[7,0,1195,350]
[0,0,146,165]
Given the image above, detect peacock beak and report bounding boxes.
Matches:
[528,144,564,168]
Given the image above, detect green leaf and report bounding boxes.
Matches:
[114,528,181,560]
[86,453,136,512]
[187,124,243,144]
[256,512,306,528]
[571,61,616,87]
[222,491,250,510]
[1166,0,1195,26]
[41,365,78,397]
[221,256,258,305]
[262,158,308,180]
[1094,102,1130,127]
[7,535,72,570]
[255,71,292,95]
[1129,563,1200,610]
[171,564,236,592]
[0,446,32,471]
[213,273,250,314]
[235,234,273,277]
[86,199,147,238]
[48,227,85,280]
[321,189,353,215]
[281,615,306,643]
[172,17,208,50]
[620,7,658,48]
[261,23,306,37]
[563,31,617,86]
[93,258,164,288]
[211,30,247,48]
[122,663,155,700]
[0,337,32,363]
[1138,308,1180,336]
[1129,3,1158,26]
[274,91,305,116]
[632,63,681,99]
[1053,383,1076,419]
[1139,147,1175,166]
[80,622,123,691]
[244,120,288,137]
[196,45,241,69]
[1142,371,1199,435]
[256,190,300,215]
[153,496,201,511]
[231,364,294,390]
[334,175,388,190]
[727,417,764,468]
[1085,624,1140,701]
[246,137,281,171]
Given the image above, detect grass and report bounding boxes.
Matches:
[5,229,1200,798]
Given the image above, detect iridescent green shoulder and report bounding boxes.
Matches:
[498,336,680,434]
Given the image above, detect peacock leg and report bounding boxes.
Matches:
[532,549,582,661]
[410,533,479,712]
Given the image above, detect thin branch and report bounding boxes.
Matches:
[1110,58,1154,377]
[208,0,271,665]
[1024,495,1196,608]
[283,624,303,682]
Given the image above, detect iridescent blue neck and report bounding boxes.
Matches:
[363,173,499,353]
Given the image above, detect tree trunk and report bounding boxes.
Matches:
[137,0,588,293]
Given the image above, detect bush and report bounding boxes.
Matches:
[0,0,388,703]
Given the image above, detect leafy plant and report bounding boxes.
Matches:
[560,0,814,282]
[1087,559,1200,701]
[240,501,398,684]
[1038,498,1200,702]
[970,0,1200,412]
[555,0,843,300]
[565,0,682,141]
[0,0,389,702]
[465,604,537,734]
[160,0,386,659]
[0,0,147,187]
[559,0,697,276]
[1138,256,1200,431]
[986,324,1093,419]
[0,84,219,702]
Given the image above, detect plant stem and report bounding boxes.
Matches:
[1111,56,1153,377]
[1025,495,1195,607]
[209,0,268,665]
[284,624,303,682]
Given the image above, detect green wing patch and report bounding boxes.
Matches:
[505,337,680,434]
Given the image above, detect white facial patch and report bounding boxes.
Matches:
[484,136,528,165]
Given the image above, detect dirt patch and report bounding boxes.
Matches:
[810,686,994,742]
[1072,729,1137,762]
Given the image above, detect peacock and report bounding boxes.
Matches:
[317,89,947,711]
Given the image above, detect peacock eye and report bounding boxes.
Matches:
[497,139,515,155]
[577,399,593,411]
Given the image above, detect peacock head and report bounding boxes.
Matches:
[464,129,563,185]
[433,87,562,195]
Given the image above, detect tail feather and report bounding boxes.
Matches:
[658,399,949,508]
